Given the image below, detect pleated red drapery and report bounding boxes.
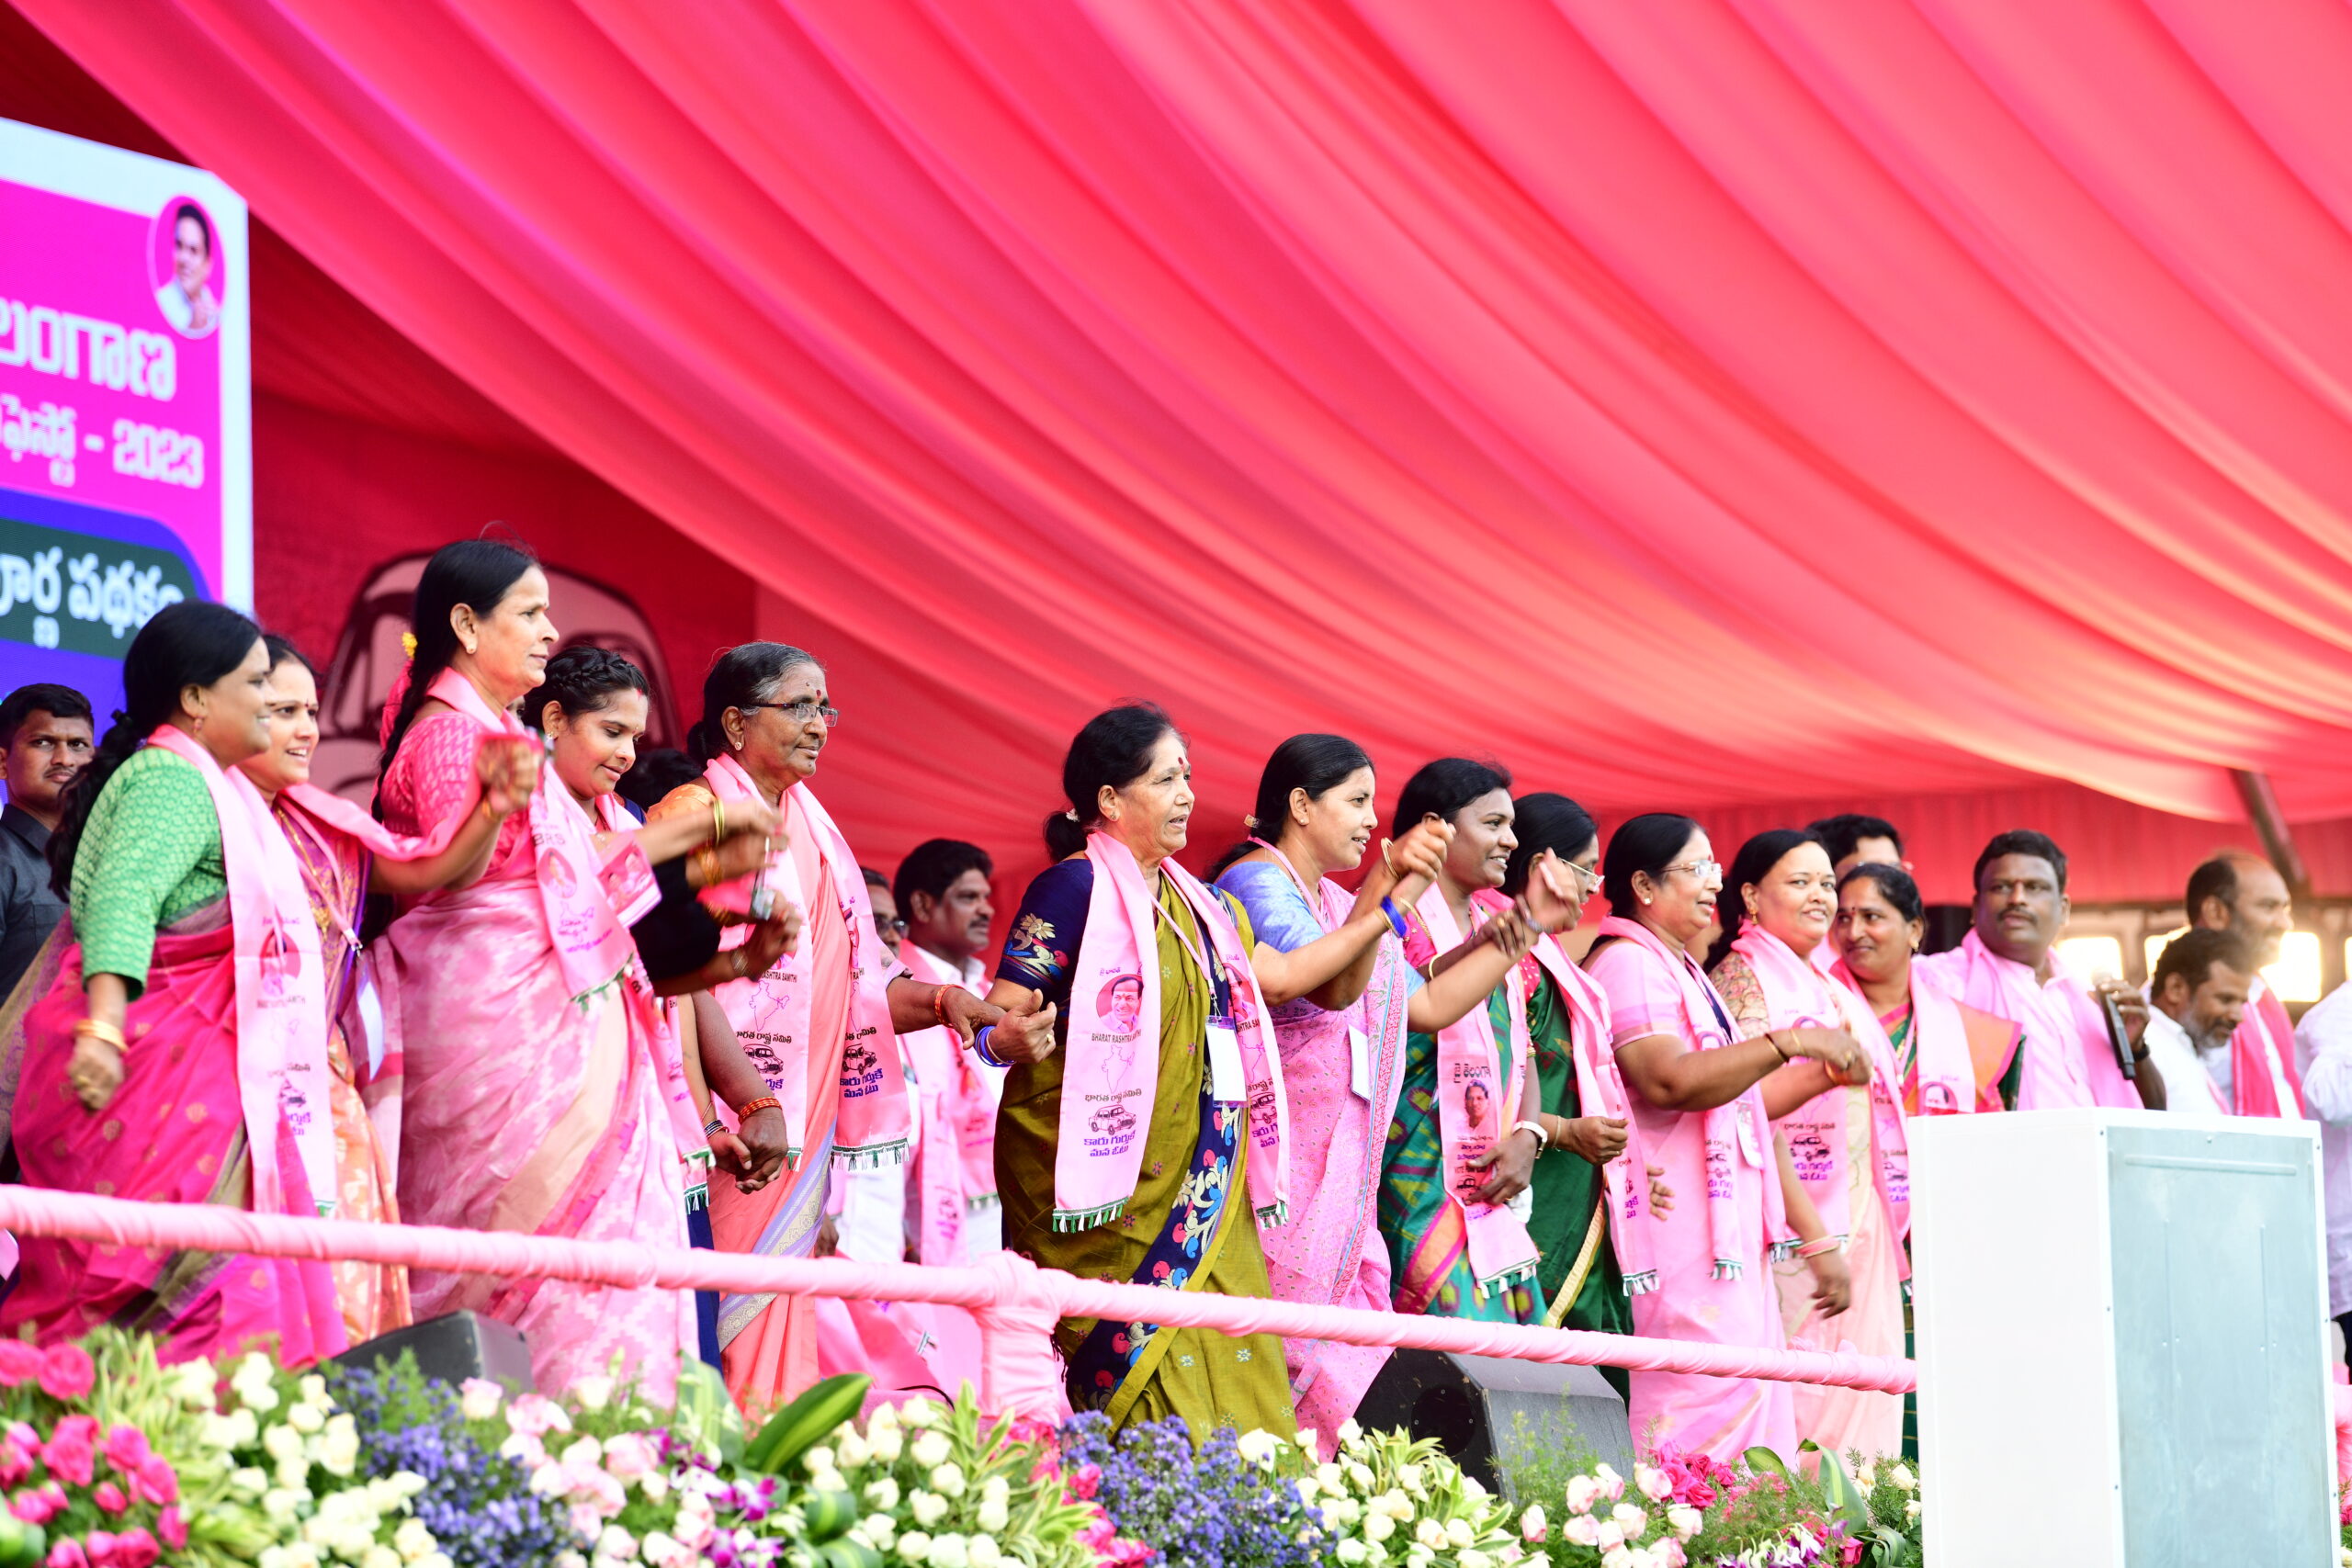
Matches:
[18,0,2352,875]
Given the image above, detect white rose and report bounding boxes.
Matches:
[642,1471,671,1504]
[1236,1429,1283,1468]
[910,1490,950,1528]
[1396,1462,1426,1495]
[1348,1462,1375,1491]
[573,1376,616,1412]
[1521,1505,1546,1541]
[334,1526,379,1561]
[265,1423,307,1461]
[1564,1476,1601,1515]
[318,1426,361,1478]
[1295,1427,1321,1453]
[977,1497,1010,1534]
[263,1487,307,1524]
[866,1478,902,1511]
[1905,1500,1921,1520]
[1382,1489,1413,1520]
[499,1432,548,1469]
[1337,1541,1368,1565]
[392,1518,435,1561]
[897,1533,933,1565]
[1463,1476,1487,1500]
[1595,1522,1623,1551]
[562,1436,605,1469]
[868,1427,905,1464]
[1337,1418,1363,1447]
[1593,1463,1625,1502]
[966,1537,1001,1568]
[638,1533,683,1567]
[1599,1549,1634,1568]
[1414,1518,1446,1551]
[865,1516,899,1551]
[1461,1551,1491,1568]
[806,1446,836,1475]
[1296,1479,1322,1507]
[981,1476,1011,1504]
[1666,1505,1702,1540]
[530,1461,569,1495]
[280,1547,322,1568]
[1889,1464,1916,1493]
[1445,1517,1476,1549]
[810,1469,850,1495]
[931,1462,967,1497]
[910,1431,952,1470]
[870,1404,902,1433]
[597,1526,638,1560]
[900,1400,942,1429]
[927,1533,969,1568]
[837,1432,872,1469]
[1364,1514,1396,1543]
[231,1466,269,1498]
[458,1379,504,1422]
[1610,1503,1647,1537]
[419,1557,456,1568]
[1635,1466,1672,1504]
[1561,1515,1600,1547]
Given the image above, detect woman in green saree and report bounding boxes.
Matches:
[987,705,1406,1435]
[1378,760,1583,1325]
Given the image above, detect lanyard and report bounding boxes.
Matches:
[1150,877,1235,1022]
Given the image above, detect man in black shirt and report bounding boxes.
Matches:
[0,684,93,998]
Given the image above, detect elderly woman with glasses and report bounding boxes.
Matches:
[650,642,1052,1408]
[1584,815,1867,1463]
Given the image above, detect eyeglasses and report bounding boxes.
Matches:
[873,914,909,942]
[1660,858,1721,882]
[742,700,842,728]
[1566,861,1605,895]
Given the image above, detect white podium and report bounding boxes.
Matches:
[1911,1111,2332,1566]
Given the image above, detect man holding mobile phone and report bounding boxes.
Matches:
[1914,829,2165,1111]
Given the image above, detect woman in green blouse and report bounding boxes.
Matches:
[0,602,355,1363]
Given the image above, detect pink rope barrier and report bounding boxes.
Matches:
[0,1188,1913,1402]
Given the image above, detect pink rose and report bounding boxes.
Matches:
[0,1441,30,1489]
[37,1347,94,1403]
[156,1508,186,1551]
[10,1485,62,1524]
[503,1393,571,1438]
[103,1529,158,1568]
[41,1420,97,1488]
[6,1425,36,1451]
[100,1427,149,1476]
[600,1433,654,1483]
[44,1540,87,1568]
[79,1538,111,1568]
[1068,1462,1102,1501]
[130,1457,176,1507]
[0,1345,40,1389]
[92,1482,128,1516]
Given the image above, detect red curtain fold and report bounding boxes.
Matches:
[17,0,2352,877]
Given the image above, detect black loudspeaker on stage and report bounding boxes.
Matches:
[1352,1350,1634,1496]
[329,1310,537,1391]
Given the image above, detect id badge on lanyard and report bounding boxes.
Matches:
[1694,959,1764,1167]
[1161,894,1247,1104]
[1349,1024,1374,1100]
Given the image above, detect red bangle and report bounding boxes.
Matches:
[735,1096,780,1118]
[931,986,952,1028]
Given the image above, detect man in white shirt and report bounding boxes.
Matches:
[2184,852,2307,1119]
[2139,930,2254,1115]
[2296,983,2352,1363]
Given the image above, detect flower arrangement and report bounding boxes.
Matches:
[0,1327,1938,1568]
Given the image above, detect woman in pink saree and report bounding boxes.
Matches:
[238,636,529,1345]
[1706,829,1909,1463]
[1585,815,1866,1463]
[1211,736,1534,1439]
[1,604,348,1363]
[375,542,775,1400]
[650,642,1049,1411]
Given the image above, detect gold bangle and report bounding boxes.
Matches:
[73,1019,127,1052]
[712,799,726,843]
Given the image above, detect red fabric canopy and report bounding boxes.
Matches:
[17,1,2352,885]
